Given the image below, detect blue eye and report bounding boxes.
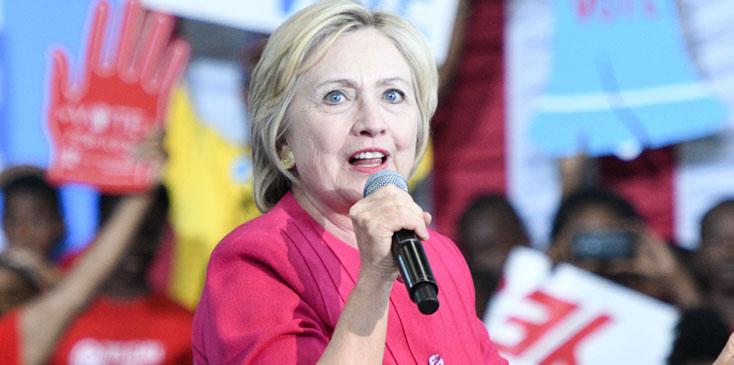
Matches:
[324,90,346,104]
[384,89,405,103]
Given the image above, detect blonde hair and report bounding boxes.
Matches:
[249,0,438,211]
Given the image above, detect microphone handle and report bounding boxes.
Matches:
[392,229,439,314]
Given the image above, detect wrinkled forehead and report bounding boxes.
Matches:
[297,28,414,89]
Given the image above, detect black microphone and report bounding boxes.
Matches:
[363,170,439,315]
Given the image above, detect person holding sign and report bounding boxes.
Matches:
[192,1,507,364]
[0,0,188,362]
[0,185,158,365]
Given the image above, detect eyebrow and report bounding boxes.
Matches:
[316,77,411,89]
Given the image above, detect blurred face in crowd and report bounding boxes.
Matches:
[697,204,734,294]
[284,27,419,214]
[551,203,657,296]
[460,205,528,316]
[461,209,527,293]
[3,190,64,258]
[109,204,166,290]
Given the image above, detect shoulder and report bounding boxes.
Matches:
[209,198,297,265]
[203,194,315,291]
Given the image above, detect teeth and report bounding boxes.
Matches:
[353,151,385,160]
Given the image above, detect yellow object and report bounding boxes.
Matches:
[163,86,260,309]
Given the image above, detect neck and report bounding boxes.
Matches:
[102,278,150,299]
[292,187,359,248]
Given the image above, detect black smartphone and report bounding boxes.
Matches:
[570,230,635,260]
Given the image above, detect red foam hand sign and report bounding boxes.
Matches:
[47,0,189,192]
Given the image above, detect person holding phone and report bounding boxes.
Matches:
[547,186,701,308]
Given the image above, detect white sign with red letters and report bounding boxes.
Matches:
[485,247,678,365]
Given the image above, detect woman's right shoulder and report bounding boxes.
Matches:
[210,211,289,260]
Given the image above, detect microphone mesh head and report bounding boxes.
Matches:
[363,170,408,197]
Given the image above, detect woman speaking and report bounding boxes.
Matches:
[192,1,508,363]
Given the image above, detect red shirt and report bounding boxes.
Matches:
[0,310,20,364]
[193,192,507,364]
[50,294,193,365]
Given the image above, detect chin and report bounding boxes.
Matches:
[340,187,365,203]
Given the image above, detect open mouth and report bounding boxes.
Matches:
[349,150,387,168]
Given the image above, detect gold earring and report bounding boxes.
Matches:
[280,149,295,170]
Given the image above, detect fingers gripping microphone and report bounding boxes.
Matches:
[363,170,439,315]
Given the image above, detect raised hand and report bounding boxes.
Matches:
[46,0,189,192]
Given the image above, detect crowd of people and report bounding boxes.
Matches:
[457,158,734,363]
[1,0,734,364]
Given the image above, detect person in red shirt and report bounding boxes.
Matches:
[0,135,167,365]
[48,185,192,364]
[0,190,155,365]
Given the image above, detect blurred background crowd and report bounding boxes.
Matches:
[1,0,734,364]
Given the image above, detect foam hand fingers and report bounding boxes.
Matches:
[117,0,145,77]
[84,0,111,76]
[48,49,71,139]
[140,13,175,89]
[49,49,71,104]
[154,39,190,97]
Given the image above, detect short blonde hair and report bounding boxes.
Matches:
[249,0,438,211]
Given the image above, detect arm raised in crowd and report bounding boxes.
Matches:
[19,191,154,365]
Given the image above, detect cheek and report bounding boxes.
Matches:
[394,121,419,156]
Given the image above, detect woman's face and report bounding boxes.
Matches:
[284,27,419,213]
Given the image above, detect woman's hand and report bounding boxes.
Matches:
[320,186,431,364]
[348,185,431,281]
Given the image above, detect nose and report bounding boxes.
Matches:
[353,96,386,137]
